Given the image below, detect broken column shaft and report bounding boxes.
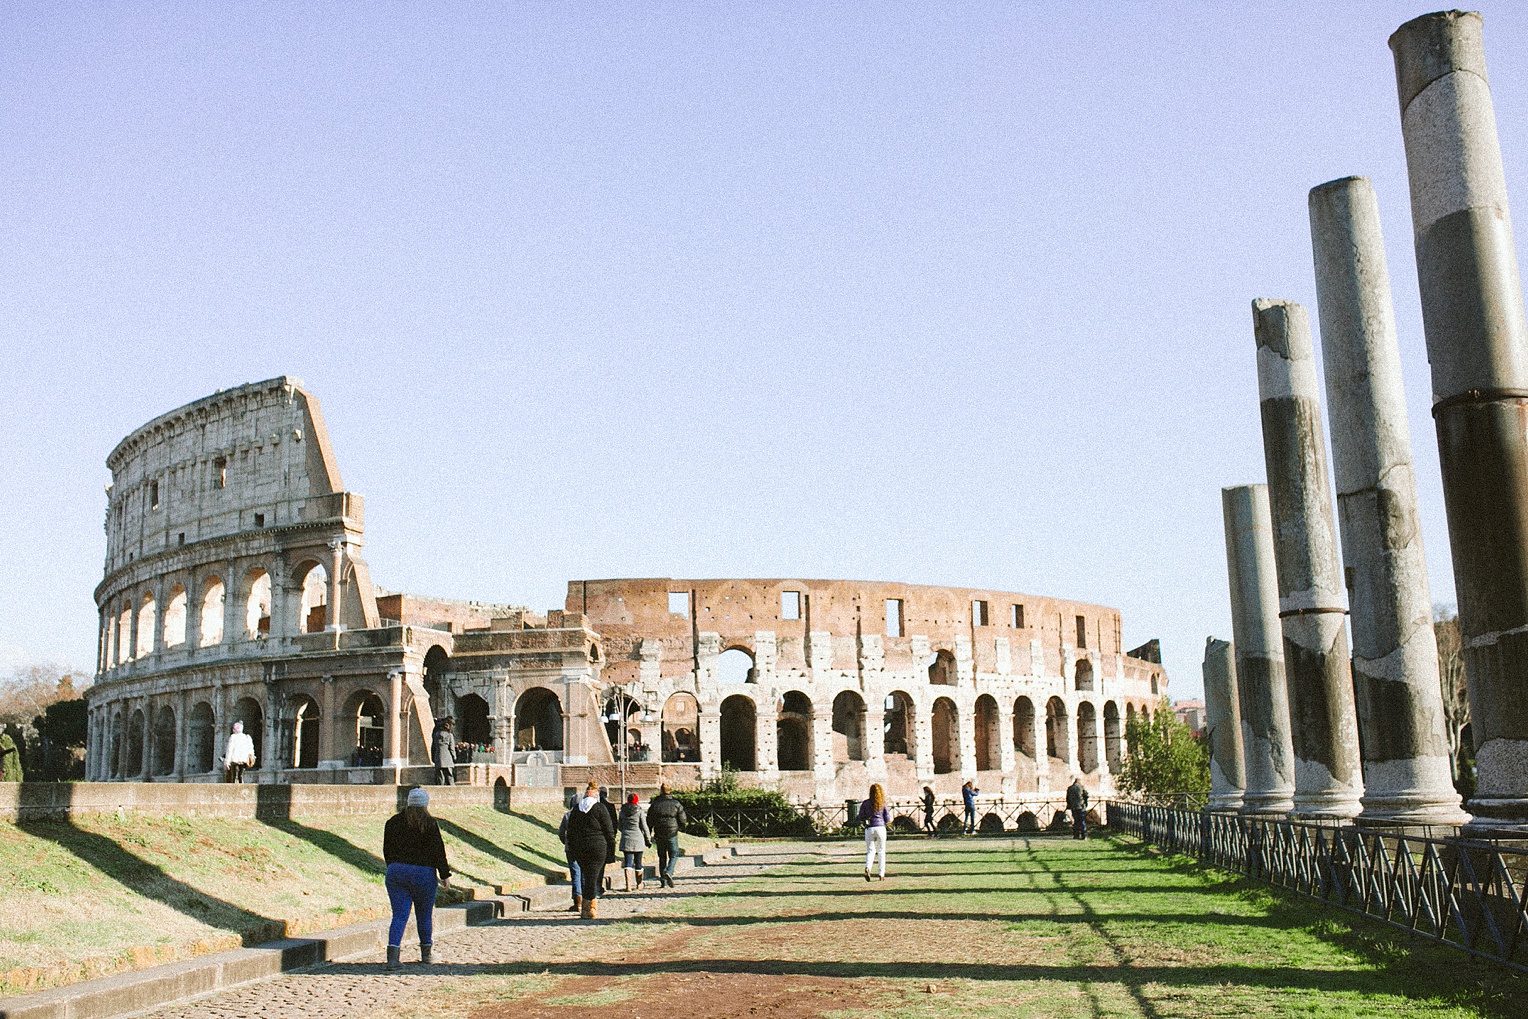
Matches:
[1222,484,1296,815]
[1392,10,1528,826]
[1253,299,1364,819]
[1202,636,1246,812]
[1309,175,1469,826]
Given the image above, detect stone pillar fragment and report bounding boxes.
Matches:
[1391,10,1528,826]
[1202,637,1245,812]
[1222,484,1296,814]
[1253,299,1365,818]
[1309,175,1470,826]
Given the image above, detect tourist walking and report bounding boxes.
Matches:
[618,793,651,891]
[962,780,979,834]
[598,787,619,869]
[382,787,452,970]
[921,785,937,837]
[1066,777,1090,840]
[431,718,455,786]
[557,794,584,913]
[566,780,615,918]
[859,782,892,881]
[647,782,689,887]
[223,721,256,783]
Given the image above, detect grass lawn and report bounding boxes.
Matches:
[0,803,706,997]
[390,835,1528,1019]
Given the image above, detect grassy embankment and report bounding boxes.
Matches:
[0,802,691,997]
[386,835,1528,1019]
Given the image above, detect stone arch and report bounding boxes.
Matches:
[199,576,225,646]
[718,647,756,685]
[117,602,132,663]
[719,694,756,771]
[662,692,699,763]
[1013,696,1036,760]
[1075,657,1095,692]
[163,584,188,647]
[109,710,124,778]
[1078,701,1098,774]
[232,696,264,767]
[344,690,383,767]
[928,649,956,686]
[883,691,915,758]
[514,687,563,751]
[1045,696,1069,765]
[831,690,867,762]
[189,701,216,773]
[974,694,1000,772]
[244,568,271,639]
[1104,700,1122,772]
[931,696,958,774]
[456,692,491,746]
[136,592,157,658]
[152,706,176,776]
[777,691,813,771]
[126,707,146,776]
[294,560,329,634]
[287,694,321,769]
[423,645,450,719]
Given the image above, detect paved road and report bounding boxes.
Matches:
[139,845,817,1019]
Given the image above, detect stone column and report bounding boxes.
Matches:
[224,559,242,643]
[1253,299,1365,819]
[1222,484,1296,815]
[1309,175,1470,826]
[958,696,979,780]
[997,702,1017,776]
[913,698,935,781]
[697,708,721,778]
[1392,10,1528,826]
[385,670,405,768]
[328,541,345,630]
[1032,701,1050,793]
[1202,637,1245,812]
[174,689,189,779]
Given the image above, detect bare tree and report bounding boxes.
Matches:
[0,663,87,727]
[1433,605,1469,783]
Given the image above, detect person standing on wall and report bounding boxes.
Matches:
[224,721,256,783]
[859,782,892,881]
[921,785,937,837]
[431,717,455,786]
[557,793,585,914]
[618,793,651,891]
[382,787,452,970]
[567,780,615,918]
[962,780,980,834]
[647,782,688,887]
[1066,776,1090,840]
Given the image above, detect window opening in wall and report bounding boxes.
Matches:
[149,481,159,510]
[254,513,265,528]
[1076,615,1087,649]
[781,591,801,620]
[885,598,903,638]
[178,533,185,546]
[668,592,689,618]
[214,457,227,489]
[1150,675,1159,695]
[1011,604,1024,628]
[972,600,989,626]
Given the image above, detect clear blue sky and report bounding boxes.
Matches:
[5,4,1527,699]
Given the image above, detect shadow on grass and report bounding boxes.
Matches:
[255,815,387,875]
[437,818,561,880]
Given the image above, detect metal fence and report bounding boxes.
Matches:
[1109,801,1528,974]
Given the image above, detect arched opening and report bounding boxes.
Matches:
[831,690,867,761]
[200,577,225,646]
[1013,696,1036,760]
[297,562,329,634]
[152,706,176,776]
[422,646,450,722]
[1045,696,1069,766]
[287,695,321,769]
[882,691,915,758]
[189,701,215,773]
[931,696,958,774]
[117,604,131,663]
[109,711,123,778]
[1104,701,1122,772]
[126,708,146,776]
[232,696,264,768]
[602,693,642,758]
[104,616,116,670]
[351,692,384,767]
[928,649,956,686]
[136,593,156,657]
[514,688,563,751]
[718,647,756,684]
[456,693,491,746]
[1075,658,1095,692]
[163,585,187,647]
[1078,701,1098,774]
[974,694,999,772]
[719,694,756,771]
[244,569,271,639]
[777,691,813,771]
[662,692,699,763]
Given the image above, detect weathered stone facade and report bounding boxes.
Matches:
[86,378,1168,802]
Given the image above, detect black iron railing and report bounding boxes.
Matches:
[1109,801,1528,974]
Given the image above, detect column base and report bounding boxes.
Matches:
[1355,796,1470,829]
[1463,795,1528,833]
[1207,793,1245,812]
[1238,790,1294,816]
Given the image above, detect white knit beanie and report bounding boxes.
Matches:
[407,787,429,809]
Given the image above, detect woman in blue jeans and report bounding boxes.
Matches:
[382,787,453,970]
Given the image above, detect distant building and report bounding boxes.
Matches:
[1173,699,1206,736]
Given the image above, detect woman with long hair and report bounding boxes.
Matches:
[921,785,938,838]
[382,787,452,970]
[857,782,891,881]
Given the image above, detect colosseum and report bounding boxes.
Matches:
[85,377,1169,804]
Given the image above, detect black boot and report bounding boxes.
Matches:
[420,943,432,965]
[386,946,401,971]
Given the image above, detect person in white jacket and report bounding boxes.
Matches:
[224,721,256,783]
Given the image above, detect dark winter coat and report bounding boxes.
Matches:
[599,795,619,862]
[383,810,452,881]
[647,793,689,839]
[566,797,616,859]
[431,726,454,767]
[1066,781,1089,813]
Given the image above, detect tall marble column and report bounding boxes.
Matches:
[1222,484,1296,814]
[1254,299,1365,818]
[1309,175,1470,826]
[1202,637,1245,812]
[1391,10,1528,826]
